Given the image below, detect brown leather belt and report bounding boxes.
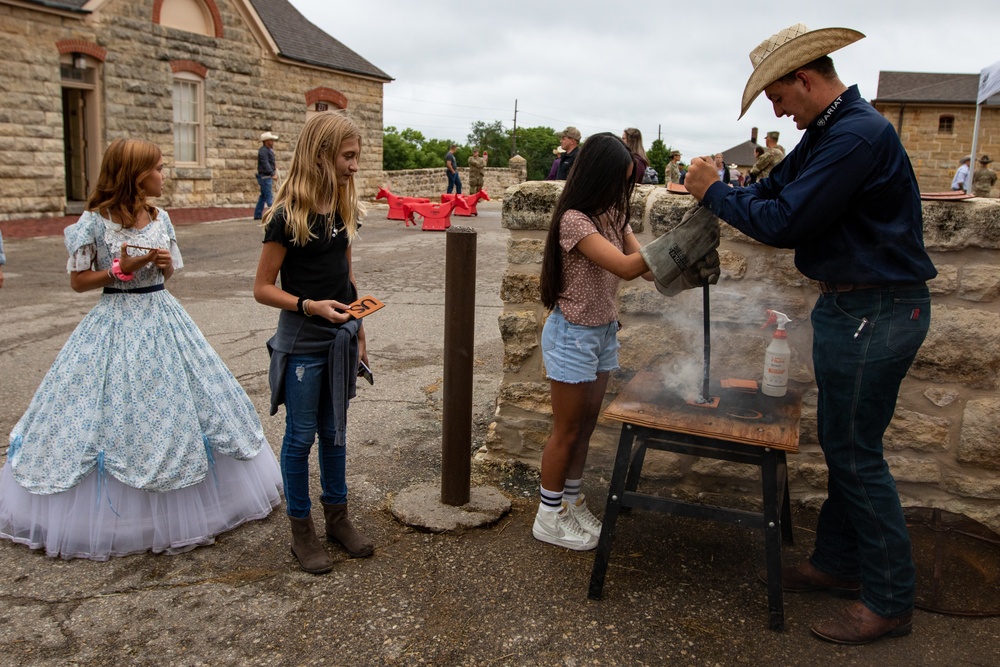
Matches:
[817,282,925,294]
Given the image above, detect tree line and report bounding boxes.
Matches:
[383,121,676,183]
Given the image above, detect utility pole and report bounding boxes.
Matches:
[658,124,662,142]
[511,99,518,157]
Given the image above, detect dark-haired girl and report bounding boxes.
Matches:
[534,132,717,550]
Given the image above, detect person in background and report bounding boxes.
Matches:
[0,229,5,288]
[555,127,581,180]
[622,128,649,184]
[445,144,462,195]
[534,132,720,551]
[713,153,731,185]
[745,145,766,185]
[972,155,996,197]
[546,146,566,180]
[468,149,487,193]
[728,163,742,186]
[254,111,375,574]
[255,131,279,221]
[951,156,971,192]
[1,138,282,561]
[750,131,784,181]
[667,150,682,184]
[685,23,935,645]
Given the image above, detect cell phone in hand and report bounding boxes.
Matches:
[358,359,374,385]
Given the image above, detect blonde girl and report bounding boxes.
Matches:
[254,111,373,574]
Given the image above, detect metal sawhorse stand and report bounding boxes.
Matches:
[587,372,800,631]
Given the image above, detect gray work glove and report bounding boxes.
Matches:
[639,205,721,287]
[654,249,721,295]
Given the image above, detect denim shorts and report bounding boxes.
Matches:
[541,307,620,384]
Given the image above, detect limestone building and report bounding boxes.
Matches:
[0,0,390,221]
[873,71,1000,192]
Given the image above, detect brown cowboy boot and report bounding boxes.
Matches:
[811,601,913,645]
[288,515,334,574]
[322,502,374,558]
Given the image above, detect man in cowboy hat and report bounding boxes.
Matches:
[255,131,279,220]
[972,155,996,197]
[685,23,937,645]
[555,126,581,180]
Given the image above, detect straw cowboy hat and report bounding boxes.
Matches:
[740,23,865,118]
[260,131,279,142]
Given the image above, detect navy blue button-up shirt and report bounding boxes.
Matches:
[703,85,936,285]
[257,145,276,178]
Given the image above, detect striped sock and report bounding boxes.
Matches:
[539,485,563,513]
[563,478,583,505]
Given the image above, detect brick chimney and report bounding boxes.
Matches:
[751,127,759,144]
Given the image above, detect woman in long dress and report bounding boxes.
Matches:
[0,138,283,560]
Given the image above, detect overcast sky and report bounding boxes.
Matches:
[290,0,1000,160]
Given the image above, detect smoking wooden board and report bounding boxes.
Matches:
[603,371,800,452]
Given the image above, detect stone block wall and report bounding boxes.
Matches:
[0,0,387,220]
[489,181,1000,533]
[378,156,527,200]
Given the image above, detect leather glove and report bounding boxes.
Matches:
[640,205,721,287]
[654,249,721,295]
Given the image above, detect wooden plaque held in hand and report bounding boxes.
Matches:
[346,295,385,319]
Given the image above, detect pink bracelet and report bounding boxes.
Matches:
[111,258,135,282]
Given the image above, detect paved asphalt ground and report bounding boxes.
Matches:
[0,203,997,666]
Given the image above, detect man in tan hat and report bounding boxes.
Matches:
[555,126,581,180]
[685,23,937,645]
[972,155,996,197]
[750,130,784,180]
[255,131,279,220]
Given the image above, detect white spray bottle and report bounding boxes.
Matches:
[761,309,791,397]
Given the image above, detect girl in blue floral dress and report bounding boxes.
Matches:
[0,138,283,560]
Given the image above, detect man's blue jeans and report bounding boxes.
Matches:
[809,285,930,619]
[255,174,274,220]
[447,171,462,194]
[281,354,347,518]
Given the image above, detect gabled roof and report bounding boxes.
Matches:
[873,71,978,104]
[720,140,759,167]
[16,0,390,81]
[248,0,391,81]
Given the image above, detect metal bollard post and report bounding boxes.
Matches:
[441,226,476,506]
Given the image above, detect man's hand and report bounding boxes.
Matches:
[683,156,721,201]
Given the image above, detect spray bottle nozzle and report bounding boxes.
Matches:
[761,309,791,331]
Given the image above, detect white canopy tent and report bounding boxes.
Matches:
[966,59,1000,190]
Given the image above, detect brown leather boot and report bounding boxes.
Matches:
[811,601,913,644]
[289,515,334,574]
[322,502,374,558]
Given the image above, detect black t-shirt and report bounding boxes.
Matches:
[263,209,358,309]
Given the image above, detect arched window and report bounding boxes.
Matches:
[154,0,224,38]
[938,115,955,134]
[305,87,348,120]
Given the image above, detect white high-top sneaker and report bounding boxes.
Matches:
[532,503,598,551]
